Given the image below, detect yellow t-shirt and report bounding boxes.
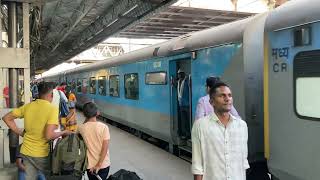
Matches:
[12,99,59,157]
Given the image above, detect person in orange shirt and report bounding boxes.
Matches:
[78,102,110,180]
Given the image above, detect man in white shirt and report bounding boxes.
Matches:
[192,81,249,180]
[51,83,68,109]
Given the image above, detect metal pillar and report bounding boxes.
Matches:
[8,2,19,164]
[8,2,18,108]
[23,3,30,104]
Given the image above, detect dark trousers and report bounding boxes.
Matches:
[9,146,17,163]
[87,166,110,180]
[179,106,191,138]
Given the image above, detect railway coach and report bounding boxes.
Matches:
[42,0,320,179]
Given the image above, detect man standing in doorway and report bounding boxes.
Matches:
[192,82,249,180]
[177,69,190,139]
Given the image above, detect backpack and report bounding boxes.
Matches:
[107,169,142,180]
[51,134,87,178]
[58,90,69,117]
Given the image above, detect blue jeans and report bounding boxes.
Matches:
[18,170,25,180]
[21,154,49,180]
[18,170,45,180]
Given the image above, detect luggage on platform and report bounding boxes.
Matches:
[49,134,87,179]
[107,169,142,180]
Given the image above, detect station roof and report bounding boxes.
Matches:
[20,0,254,74]
[117,6,255,39]
[28,0,177,74]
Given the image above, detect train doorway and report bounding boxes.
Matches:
[169,59,192,142]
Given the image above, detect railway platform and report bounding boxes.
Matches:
[0,109,191,180]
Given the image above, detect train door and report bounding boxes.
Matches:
[169,58,192,143]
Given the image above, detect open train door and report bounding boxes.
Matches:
[169,57,192,160]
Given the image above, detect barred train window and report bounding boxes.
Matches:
[124,73,139,100]
[90,77,96,94]
[98,76,106,96]
[82,78,88,94]
[145,72,167,85]
[77,79,82,93]
[294,50,320,119]
[71,79,76,92]
[109,75,119,97]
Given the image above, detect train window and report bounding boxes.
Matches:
[89,77,96,94]
[124,73,139,100]
[71,79,76,92]
[77,79,82,93]
[109,75,120,97]
[294,27,311,47]
[98,76,106,96]
[82,78,88,94]
[145,71,167,85]
[294,50,320,120]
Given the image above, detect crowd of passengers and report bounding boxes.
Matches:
[2,74,250,180]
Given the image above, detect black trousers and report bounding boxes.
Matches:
[179,106,191,138]
[87,166,110,180]
[9,146,17,163]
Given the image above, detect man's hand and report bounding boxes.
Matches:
[62,130,74,136]
[18,128,25,137]
[89,162,102,174]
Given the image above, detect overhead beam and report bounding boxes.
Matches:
[118,35,173,39]
[127,28,191,34]
[119,31,183,37]
[168,6,253,16]
[149,17,234,24]
[50,0,99,53]
[158,11,250,20]
[140,21,212,28]
[135,25,202,31]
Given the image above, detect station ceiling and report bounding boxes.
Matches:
[29,0,177,74]
[23,0,254,74]
[117,6,254,39]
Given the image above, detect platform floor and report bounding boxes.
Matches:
[0,109,192,180]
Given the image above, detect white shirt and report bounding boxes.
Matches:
[51,89,68,108]
[191,113,249,180]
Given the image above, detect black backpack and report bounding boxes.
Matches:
[107,169,142,180]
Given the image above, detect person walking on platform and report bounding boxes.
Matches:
[195,77,240,120]
[2,82,72,180]
[192,82,249,180]
[177,69,191,139]
[78,102,110,180]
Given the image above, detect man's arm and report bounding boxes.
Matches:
[191,122,204,178]
[98,139,109,165]
[194,175,203,180]
[16,158,25,171]
[2,112,23,136]
[45,124,71,140]
[90,139,109,173]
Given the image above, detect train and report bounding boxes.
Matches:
[41,0,320,179]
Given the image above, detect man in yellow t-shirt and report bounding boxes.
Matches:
[2,82,72,180]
